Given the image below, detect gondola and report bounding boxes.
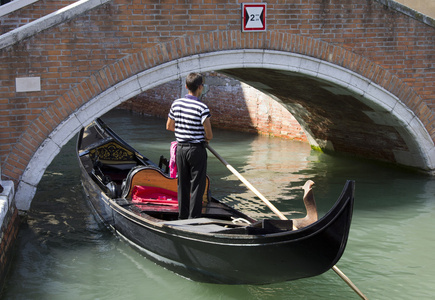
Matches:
[76,118,355,285]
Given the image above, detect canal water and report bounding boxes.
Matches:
[3,110,434,299]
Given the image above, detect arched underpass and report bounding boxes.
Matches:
[14,50,435,211]
[220,66,432,169]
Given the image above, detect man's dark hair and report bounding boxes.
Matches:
[186,73,203,93]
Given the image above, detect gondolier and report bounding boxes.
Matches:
[166,72,213,219]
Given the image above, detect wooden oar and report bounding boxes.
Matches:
[331,266,368,300]
[206,144,368,300]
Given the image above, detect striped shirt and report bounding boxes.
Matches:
[168,95,211,143]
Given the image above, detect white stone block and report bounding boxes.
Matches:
[299,57,320,77]
[262,51,291,71]
[427,147,435,170]
[0,181,15,224]
[317,62,351,86]
[348,74,370,97]
[199,51,245,71]
[242,49,264,68]
[75,88,121,125]
[49,115,82,147]
[0,181,15,206]
[15,181,37,211]
[115,76,141,102]
[0,200,7,223]
[391,102,415,127]
[15,77,41,92]
[137,62,179,91]
[21,139,60,186]
[177,55,201,77]
[285,54,303,73]
[364,83,396,111]
[149,61,180,86]
[408,117,434,153]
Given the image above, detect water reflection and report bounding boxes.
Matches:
[219,134,314,219]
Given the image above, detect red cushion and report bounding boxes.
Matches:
[132,185,178,205]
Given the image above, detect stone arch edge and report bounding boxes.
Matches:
[13,50,435,210]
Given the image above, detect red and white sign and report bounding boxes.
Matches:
[242,3,267,32]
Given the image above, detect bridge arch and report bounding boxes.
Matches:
[12,39,434,210]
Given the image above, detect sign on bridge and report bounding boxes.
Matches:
[242,3,267,32]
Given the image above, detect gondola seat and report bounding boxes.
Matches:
[121,166,210,203]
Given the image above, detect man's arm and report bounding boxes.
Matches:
[203,117,213,142]
[166,117,175,132]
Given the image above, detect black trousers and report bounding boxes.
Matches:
[176,143,207,219]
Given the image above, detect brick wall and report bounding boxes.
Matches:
[119,72,308,141]
[0,203,19,290]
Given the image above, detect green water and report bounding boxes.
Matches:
[3,110,434,299]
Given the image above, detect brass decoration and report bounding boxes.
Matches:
[90,142,134,162]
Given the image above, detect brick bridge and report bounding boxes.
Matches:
[0,0,434,211]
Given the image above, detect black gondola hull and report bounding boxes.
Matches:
[77,119,354,284]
